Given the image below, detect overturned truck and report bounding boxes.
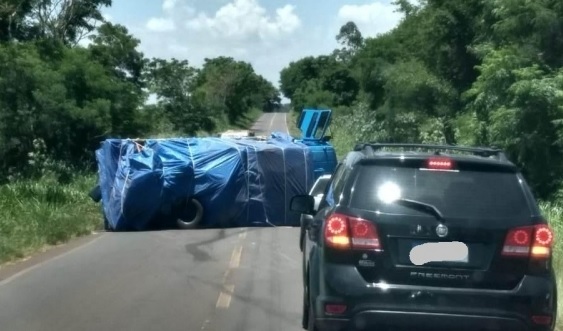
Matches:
[92,133,317,231]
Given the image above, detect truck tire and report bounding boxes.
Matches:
[177,198,204,229]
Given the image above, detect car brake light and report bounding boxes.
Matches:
[325,304,347,315]
[531,315,552,325]
[426,157,454,170]
[502,224,554,258]
[324,213,381,250]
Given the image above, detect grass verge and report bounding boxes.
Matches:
[0,174,102,265]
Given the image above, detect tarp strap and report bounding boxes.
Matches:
[134,141,144,152]
[111,141,126,204]
[110,141,127,225]
[246,146,252,223]
[252,144,270,227]
[186,138,195,177]
[219,139,249,222]
[271,142,287,226]
[119,141,132,221]
[302,148,309,192]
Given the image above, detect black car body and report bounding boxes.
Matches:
[300,174,332,251]
[291,143,557,331]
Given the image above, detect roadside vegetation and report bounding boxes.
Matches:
[0,0,279,264]
[280,1,563,327]
[286,107,302,138]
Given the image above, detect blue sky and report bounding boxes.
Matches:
[101,0,404,86]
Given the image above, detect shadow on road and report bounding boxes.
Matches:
[183,227,262,262]
[184,272,301,324]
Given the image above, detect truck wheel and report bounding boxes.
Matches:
[177,198,204,229]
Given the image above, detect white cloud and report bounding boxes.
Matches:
[146,17,175,32]
[185,0,301,41]
[337,1,403,38]
[162,0,178,12]
[134,0,308,85]
[120,1,405,87]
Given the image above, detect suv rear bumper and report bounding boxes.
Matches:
[310,265,557,331]
[315,311,553,331]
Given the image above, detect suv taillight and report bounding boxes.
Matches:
[502,224,554,259]
[324,213,381,250]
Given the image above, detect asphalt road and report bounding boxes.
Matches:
[250,111,291,136]
[0,111,303,331]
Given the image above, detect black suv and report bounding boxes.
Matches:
[290,143,557,331]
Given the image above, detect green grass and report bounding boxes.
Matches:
[0,175,102,264]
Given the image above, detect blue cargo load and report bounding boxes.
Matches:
[95,135,315,231]
[294,108,338,180]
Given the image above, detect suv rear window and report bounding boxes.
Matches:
[350,165,532,220]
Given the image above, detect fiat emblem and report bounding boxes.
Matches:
[436,224,448,238]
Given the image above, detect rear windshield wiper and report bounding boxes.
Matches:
[393,199,444,221]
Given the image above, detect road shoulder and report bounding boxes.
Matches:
[0,232,103,284]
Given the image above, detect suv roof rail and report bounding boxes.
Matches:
[353,143,509,161]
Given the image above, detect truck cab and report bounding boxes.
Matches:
[293,108,337,180]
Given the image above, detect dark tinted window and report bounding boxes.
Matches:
[313,111,330,139]
[323,164,345,207]
[311,177,330,196]
[350,165,532,220]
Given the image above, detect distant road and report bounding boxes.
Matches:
[250,111,291,136]
[0,112,303,331]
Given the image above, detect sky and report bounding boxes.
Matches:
[101,0,404,87]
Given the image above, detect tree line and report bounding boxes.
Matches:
[280,0,563,200]
[0,0,280,183]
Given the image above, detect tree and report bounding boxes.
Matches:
[0,0,35,42]
[334,21,364,63]
[193,57,277,124]
[145,58,211,134]
[88,23,145,86]
[31,0,112,44]
[280,53,359,111]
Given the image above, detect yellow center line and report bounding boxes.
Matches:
[229,245,243,269]
[213,229,247,312]
[215,284,235,308]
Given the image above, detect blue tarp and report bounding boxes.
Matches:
[95,134,315,231]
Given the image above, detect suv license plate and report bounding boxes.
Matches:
[411,241,469,263]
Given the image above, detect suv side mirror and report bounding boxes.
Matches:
[290,195,315,215]
[322,135,332,142]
